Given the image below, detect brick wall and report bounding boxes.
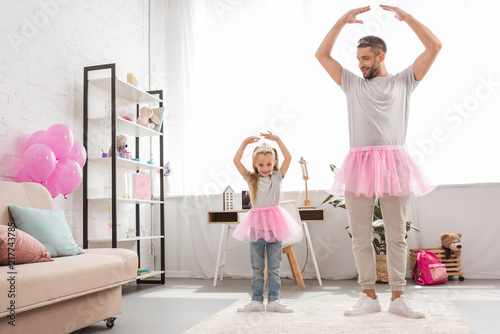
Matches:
[0,0,163,242]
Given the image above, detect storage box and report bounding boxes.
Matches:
[410,248,464,280]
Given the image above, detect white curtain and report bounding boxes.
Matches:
[166,0,500,197]
[163,0,500,282]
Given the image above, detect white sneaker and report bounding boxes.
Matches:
[344,293,382,316]
[266,300,293,313]
[237,301,265,312]
[389,295,425,319]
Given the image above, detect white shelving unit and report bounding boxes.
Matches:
[83,63,165,284]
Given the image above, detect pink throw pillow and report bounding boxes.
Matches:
[0,225,53,265]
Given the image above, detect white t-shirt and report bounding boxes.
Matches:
[340,65,420,148]
[246,169,283,208]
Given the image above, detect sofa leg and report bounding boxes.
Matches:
[105,317,116,329]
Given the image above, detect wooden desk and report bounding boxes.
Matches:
[208,208,324,224]
[208,207,325,286]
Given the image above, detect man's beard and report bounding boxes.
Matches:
[363,61,380,80]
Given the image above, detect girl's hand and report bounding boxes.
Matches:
[260,131,279,141]
[244,136,260,145]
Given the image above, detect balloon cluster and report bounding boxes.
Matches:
[15,124,87,199]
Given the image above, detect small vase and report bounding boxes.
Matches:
[164,176,171,196]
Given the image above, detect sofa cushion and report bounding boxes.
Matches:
[0,248,137,318]
[8,205,84,258]
[0,225,53,265]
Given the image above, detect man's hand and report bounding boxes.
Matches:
[380,5,409,22]
[380,4,442,81]
[315,6,371,85]
[340,6,371,24]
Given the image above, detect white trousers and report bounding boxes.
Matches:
[345,191,410,291]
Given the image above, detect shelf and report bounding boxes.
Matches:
[84,64,165,285]
[88,117,162,137]
[88,235,164,243]
[136,270,164,280]
[89,156,162,170]
[89,77,162,104]
[88,198,163,204]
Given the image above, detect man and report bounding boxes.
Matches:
[316,5,441,318]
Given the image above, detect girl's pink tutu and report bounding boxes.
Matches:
[330,145,436,198]
[232,206,302,242]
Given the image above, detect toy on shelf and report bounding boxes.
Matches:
[107,205,121,236]
[108,135,128,157]
[136,107,160,129]
[223,186,234,211]
[126,226,136,238]
[298,157,315,209]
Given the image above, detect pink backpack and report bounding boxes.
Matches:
[413,250,448,285]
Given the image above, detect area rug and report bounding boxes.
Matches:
[183,299,476,334]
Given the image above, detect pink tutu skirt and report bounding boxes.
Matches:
[232,206,302,242]
[330,145,436,198]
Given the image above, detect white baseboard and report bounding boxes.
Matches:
[165,271,192,278]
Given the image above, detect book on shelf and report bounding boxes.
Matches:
[152,107,165,132]
[137,268,150,275]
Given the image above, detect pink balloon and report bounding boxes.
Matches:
[44,174,60,198]
[15,167,36,183]
[25,130,46,152]
[23,143,57,182]
[66,140,87,168]
[53,159,82,196]
[45,124,74,160]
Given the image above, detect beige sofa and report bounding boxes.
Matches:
[0,181,138,334]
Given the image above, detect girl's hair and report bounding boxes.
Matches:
[248,147,279,206]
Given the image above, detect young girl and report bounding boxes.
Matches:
[232,131,301,313]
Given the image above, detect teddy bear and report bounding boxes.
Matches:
[108,134,128,157]
[440,233,462,259]
[136,106,160,129]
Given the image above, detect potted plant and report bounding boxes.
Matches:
[322,164,420,282]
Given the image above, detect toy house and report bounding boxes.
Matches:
[223,186,234,211]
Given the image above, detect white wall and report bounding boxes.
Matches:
[0,0,165,245]
[165,184,500,280]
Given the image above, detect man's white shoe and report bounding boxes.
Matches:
[389,295,425,318]
[237,301,265,312]
[266,300,293,313]
[344,293,382,316]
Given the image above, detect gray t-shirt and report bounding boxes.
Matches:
[246,170,283,208]
[340,65,419,148]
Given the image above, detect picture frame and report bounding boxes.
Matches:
[152,107,165,132]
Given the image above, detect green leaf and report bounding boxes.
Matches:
[330,164,337,172]
[321,194,334,205]
[372,198,383,220]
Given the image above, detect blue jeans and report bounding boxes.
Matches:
[250,238,283,302]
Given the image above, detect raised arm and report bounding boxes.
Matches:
[381,5,442,81]
[233,136,260,178]
[260,132,291,178]
[315,6,371,85]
